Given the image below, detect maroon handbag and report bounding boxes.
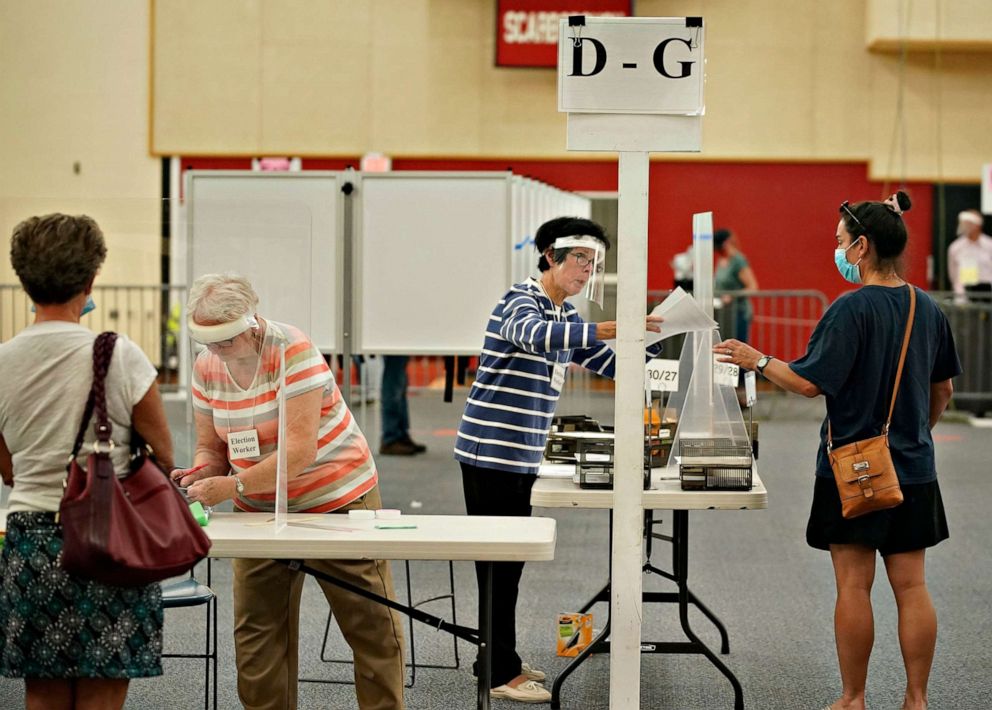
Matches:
[59,332,211,586]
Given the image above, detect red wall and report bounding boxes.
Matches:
[182,156,933,302]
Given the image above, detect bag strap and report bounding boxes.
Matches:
[70,332,119,460]
[828,285,916,449]
[884,285,916,432]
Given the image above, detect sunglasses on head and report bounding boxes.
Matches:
[840,201,865,233]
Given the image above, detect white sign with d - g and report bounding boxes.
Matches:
[558,17,705,115]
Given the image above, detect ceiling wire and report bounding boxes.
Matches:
[933,0,949,289]
[882,0,911,198]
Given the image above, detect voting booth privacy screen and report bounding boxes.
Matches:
[184,170,590,358]
[354,173,511,355]
[185,172,340,353]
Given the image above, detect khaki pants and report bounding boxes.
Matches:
[232,488,406,710]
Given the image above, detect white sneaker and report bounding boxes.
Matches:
[520,662,546,682]
[490,680,552,703]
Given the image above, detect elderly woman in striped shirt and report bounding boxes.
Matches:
[173,273,405,710]
[455,217,662,703]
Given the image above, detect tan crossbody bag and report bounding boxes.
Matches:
[828,284,915,519]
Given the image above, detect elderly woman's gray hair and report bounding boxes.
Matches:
[187,273,260,324]
[10,214,107,304]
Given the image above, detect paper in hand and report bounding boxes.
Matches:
[603,287,717,348]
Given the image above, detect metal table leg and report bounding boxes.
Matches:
[478,561,493,710]
[673,511,745,709]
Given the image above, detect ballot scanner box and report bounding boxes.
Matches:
[544,414,670,490]
[678,438,753,491]
[548,433,659,490]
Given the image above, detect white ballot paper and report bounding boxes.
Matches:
[603,287,717,348]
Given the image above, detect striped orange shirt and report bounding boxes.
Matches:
[191,321,377,513]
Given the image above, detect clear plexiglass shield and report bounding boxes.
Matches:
[185,197,313,533]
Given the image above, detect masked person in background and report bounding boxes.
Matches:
[455,217,663,704]
[173,273,404,710]
[715,192,960,710]
[1,214,174,710]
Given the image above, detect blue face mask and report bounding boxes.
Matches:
[30,295,96,316]
[834,239,863,284]
[80,296,96,316]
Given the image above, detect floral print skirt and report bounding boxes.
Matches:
[0,511,163,679]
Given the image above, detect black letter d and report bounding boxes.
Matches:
[570,38,607,77]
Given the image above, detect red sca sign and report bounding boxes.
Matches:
[496,0,632,67]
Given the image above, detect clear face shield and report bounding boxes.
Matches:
[552,235,607,308]
[188,313,262,365]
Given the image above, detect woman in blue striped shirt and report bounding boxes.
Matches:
[456,216,661,703]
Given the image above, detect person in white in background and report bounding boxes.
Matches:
[946,209,992,302]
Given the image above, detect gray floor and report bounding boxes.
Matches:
[2,385,990,709]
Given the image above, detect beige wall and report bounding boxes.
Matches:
[0,0,161,286]
[868,0,992,50]
[152,0,992,181]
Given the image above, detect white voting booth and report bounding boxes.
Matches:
[184,170,589,359]
[354,173,588,354]
[558,16,705,710]
[185,172,339,352]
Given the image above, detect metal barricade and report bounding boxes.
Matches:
[0,283,186,391]
[719,290,829,365]
[929,291,992,415]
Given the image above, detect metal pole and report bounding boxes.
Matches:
[609,151,649,710]
[341,177,355,406]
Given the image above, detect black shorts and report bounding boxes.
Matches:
[806,476,949,556]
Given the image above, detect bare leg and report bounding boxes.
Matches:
[827,544,877,710]
[884,549,934,710]
[25,679,72,710]
[74,678,129,710]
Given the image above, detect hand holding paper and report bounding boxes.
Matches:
[595,315,662,342]
[602,287,716,348]
[646,287,718,345]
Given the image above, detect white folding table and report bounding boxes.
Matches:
[0,510,557,710]
[531,469,766,709]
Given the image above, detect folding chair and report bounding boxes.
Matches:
[161,559,217,710]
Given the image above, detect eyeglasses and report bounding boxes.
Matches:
[203,338,236,350]
[840,201,865,232]
[567,251,604,273]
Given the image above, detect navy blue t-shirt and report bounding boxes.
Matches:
[790,285,961,484]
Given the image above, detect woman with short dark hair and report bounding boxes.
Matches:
[456,216,662,703]
[714,192,960,710]
[0,213,174,710]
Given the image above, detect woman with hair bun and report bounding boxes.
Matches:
[713,191,961,710]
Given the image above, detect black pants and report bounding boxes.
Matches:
[460,461,537,688]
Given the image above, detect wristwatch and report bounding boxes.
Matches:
[232,474,245,496]
[756,355,774,375]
